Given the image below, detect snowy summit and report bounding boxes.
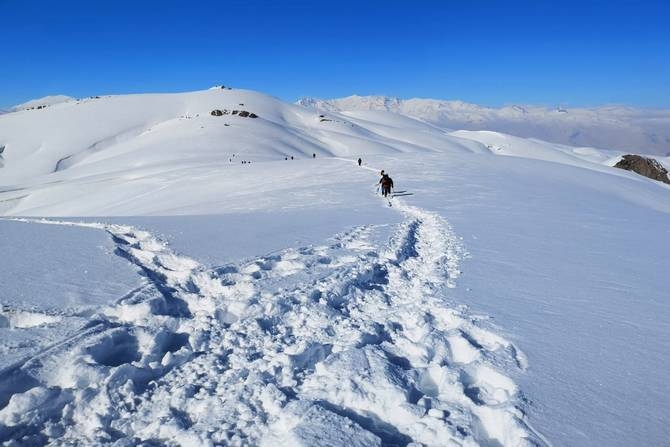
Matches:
[9,95,75,112]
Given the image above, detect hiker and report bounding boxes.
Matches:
[313,153,316,159]
[380,173,394,197]
[377,170,385,194]
[357,158,362,166]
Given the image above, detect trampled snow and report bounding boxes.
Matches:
[1,88,668,446]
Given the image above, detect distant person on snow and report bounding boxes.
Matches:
[357,158,362,166]
[380,173,394,197]
[313,153,316,159]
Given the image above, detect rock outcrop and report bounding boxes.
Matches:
[211,109,258,118]
[614,154,670,184]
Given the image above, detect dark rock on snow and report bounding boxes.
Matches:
[211,109,258,118]
[614,154,670,184]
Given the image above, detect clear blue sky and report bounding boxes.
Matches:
[1,0,668,109]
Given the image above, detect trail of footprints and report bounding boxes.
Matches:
[0,212,544,446]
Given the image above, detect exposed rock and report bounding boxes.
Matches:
[0,145,5,154]
[614,154,670,184]
[212,109,257,118]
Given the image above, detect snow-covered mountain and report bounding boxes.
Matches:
[1,88,669,446]
[298,95,670,156]
[3,88,664,215]
[9,94,74,112]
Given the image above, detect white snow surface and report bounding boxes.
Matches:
[1,88,669,446]
[9,96,75,112]
[298,95,670,156]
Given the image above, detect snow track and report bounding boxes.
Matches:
[1,204,544,446]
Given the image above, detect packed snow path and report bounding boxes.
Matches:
[0,200,545,446]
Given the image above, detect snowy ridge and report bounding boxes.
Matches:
[2,88,665,217]
[0,198,544,446]
[298,95,670,155]
[9,95,74,112]
[0,88,488,206]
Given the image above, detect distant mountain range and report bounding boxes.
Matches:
[297,96,670,156]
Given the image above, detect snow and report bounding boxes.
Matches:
[372,152,670,446]
[9,95,74,112]
[0,219,144,368]
[1,87,669,446]
[298,95,670,156]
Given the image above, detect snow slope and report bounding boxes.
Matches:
[9,95,75,112]
[0,88,486,215]
[298,95,670,156]
[1,88,669,446]
[370,151,670,446]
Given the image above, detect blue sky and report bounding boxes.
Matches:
[1,0,668,109]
